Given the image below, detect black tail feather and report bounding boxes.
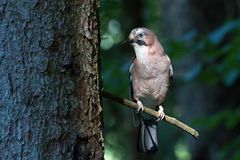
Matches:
[136,111,158,154]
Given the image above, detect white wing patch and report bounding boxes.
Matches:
[170,64,173,78]
[166,55,173,78]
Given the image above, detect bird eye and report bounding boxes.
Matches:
[139,33,143,38]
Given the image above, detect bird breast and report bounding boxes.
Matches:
[132,55,170,103]
[135,56,168,79]
[133,72,169,97]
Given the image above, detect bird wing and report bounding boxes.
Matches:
[129,56,141,127]
[129,56,135,101]
[166,55,173,81]
[169,62,173,80]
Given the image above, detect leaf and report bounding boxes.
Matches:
[184,64,202,81]
[223,69,240,86]
[208,21,238,45]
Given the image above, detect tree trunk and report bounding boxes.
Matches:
[0,0,103,159]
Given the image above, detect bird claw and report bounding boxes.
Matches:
[157,105,165,121]
[137,100,144,112]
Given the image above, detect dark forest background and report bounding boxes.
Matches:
[100,0,240,160]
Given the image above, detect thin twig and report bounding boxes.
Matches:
[102,90,199,139]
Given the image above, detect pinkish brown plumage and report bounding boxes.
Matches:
[127,27,173,120]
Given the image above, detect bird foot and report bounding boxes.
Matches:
[157,105,165,121]
[137,100,144,112]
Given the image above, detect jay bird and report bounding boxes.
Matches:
[125,27,173,154]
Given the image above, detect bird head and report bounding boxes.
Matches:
[124,28,155,47]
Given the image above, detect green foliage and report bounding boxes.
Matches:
[180,20,240,160]
[100,0,123,33]
[194,107,240,130]
[220,136,240,160]
[142,0,161,32]
[180,20,240,86]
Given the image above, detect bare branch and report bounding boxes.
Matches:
[102,90,199,139]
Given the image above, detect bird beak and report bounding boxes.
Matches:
[123,37,135,44]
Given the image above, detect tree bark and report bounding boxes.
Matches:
[0,0,103,159]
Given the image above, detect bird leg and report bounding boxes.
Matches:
[157,105,165,121]
[136,99,144,111]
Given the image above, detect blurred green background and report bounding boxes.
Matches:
[100,0,240,159]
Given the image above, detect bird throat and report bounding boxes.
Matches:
[133,44,149,64]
